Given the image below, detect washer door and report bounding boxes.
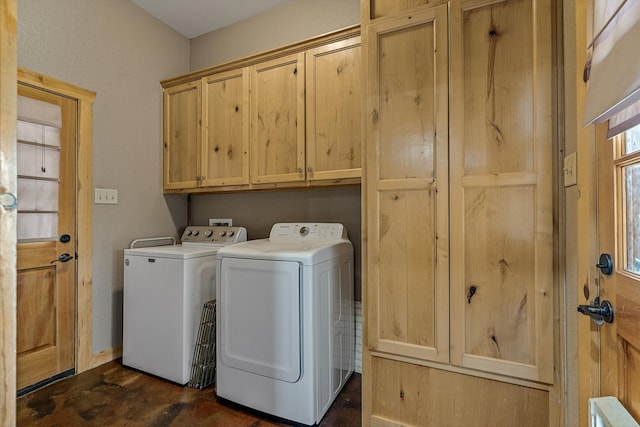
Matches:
[220,257,301,383]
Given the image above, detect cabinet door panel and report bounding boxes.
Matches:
[163,81,201,190]
[450,0,553,383]
[202,69,249,187]
[250,53,305,184]
[366,5,449,363]
[306,37,362,181]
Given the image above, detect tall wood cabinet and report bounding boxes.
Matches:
[362,0,556,425]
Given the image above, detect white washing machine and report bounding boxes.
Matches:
[215,223,354,426]
[123,225,246,384]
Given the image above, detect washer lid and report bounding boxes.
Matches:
[124,244,219,259]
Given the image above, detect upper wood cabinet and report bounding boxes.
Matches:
[250,53,306,185]
[306,37,362,182]
[163,81,201,190]
[201,68,250,188]
[161,27,361,193]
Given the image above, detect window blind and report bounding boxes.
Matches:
[583,0,640,138]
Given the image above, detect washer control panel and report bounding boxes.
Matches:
[269,223,347,242]
[181,226,247,245]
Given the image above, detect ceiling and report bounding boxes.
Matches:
[131,0,292,39]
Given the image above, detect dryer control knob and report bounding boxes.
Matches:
[204,230,213,237]
[218,231,227,237]
[228,231,235,237]
[192,230,199,236]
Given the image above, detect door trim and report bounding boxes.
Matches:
[18,68,96,373]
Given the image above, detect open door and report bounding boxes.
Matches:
[580,123,640,424]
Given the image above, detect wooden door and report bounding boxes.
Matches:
[585,124,640,422]
[449,0,554,384]
[305,36,361,182]
[201,69,250,188]
[163,81,201,191]
[16,83,77,390]
[250,53,305,185]
[365,4,449,363]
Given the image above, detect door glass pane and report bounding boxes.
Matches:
[623,162,640,274]
[16,120,60,242]
[624,125,640,155]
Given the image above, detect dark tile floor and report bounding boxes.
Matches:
[16,360,361,426]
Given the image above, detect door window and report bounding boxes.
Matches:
[616,125,640,275]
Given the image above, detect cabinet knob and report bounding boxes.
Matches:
[297,167,303,175]
[307,167,313,173]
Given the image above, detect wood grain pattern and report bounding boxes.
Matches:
[16,82,78,390]
[202,68,249,187]
[369,0,437,20]
[0,0,17,423]
[450,0,554,384]
[366,4,449,365]
[163,81,201,190]
[306,37,362,181]
[370,356,549,426]
[250,53,305,184]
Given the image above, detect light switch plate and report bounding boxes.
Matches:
[564,152,577,187]
[95,188,118,204]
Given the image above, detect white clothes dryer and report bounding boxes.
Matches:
[215,223,355,426]
[123,225,246,384]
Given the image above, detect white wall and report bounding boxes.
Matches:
[190,0,360,70]
[17,0,190,354]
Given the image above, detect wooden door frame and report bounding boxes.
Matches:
[1,0,17,424]
[17,68,96,375]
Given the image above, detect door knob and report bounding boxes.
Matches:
[577,296,614,325]
[51,253,74,264]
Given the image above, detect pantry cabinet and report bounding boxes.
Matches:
[163,81,201,190]
[161,27,361,194]
[362,0,556,425]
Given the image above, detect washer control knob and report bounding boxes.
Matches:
[300,226,310,236]
[204,230,213,237]
[218,231,227,237]
[185,230,192,236]
[191,230,199,236]
[228,231,235,237]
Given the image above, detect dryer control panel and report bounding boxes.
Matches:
[269,223,347,242]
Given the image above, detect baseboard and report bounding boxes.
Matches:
[91,345,122,368]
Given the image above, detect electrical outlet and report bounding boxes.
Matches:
[209,218,232,226]
[94,188,118,204]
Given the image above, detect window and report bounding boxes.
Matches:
[616,124,640,274]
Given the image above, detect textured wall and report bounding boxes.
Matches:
[190,0,360,70]
[17,0,190,354]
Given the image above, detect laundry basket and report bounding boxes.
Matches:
[187,300,216,389]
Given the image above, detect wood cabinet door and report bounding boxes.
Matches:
[201,69,250,187]
[365,4,449,363]
[250,53,305,185]
[449,0,554,383]
[305,36,361,182]
[163,81,201,190]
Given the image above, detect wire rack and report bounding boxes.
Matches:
[187,300,216,389]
